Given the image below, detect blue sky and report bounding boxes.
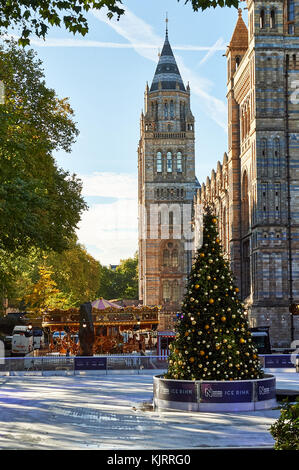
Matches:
[16,1,248,265]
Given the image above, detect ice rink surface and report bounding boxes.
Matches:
[0,369,298,450]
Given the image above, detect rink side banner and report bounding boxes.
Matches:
[256,377,276,402]
[156,379,197,403]
[199,381,253,403]
[74,357,107,370]
[263,355,299,368]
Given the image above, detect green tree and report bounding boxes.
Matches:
[165,207,263,381]
[179,0,238,12]
[0,40,87,255]
[46,242,102,305]
[0,241,103,312]
[270,400,299,450]
[98,253,138,300]
[0,1,125,46]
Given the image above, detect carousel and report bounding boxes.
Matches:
[42,298,159,355]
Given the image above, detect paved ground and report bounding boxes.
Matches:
[0,369,298,450]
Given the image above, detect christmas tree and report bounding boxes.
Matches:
[165,206,263,381]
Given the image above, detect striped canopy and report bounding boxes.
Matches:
[91,298,122,310]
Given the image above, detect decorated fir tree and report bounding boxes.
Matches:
[165,207,263,381]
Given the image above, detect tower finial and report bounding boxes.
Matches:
[165,12,168,37]
[238,8,242,17]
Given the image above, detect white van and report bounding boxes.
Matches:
[33,327,45,350]
[11,326,34,356]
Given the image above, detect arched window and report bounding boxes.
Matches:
[163,250,170,267]
[287,0,295,34]
[241,171,249,235]
[172,249,178,267]
[270,9,276,28]
[164,102,168,119]
[261,138,267,175]
[172,281,179,302]
[162,281,170,301]
[235,56,241,70]
[177,152,182,173]
[170,100,174,119]
[169,211,173,227]
[260,9,265,29]
[167,152,172,173]
[156,152,162,173]
[274,138,280,176]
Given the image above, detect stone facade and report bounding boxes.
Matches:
[196,2,299,347]
[138,29,198,309]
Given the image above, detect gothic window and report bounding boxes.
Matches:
[287,0,295,34]
[163,250,170,267]
[172,250,178,268]
[167,152,173,173]
[169,211,173,227]
[180,102,185,120]
[262,183,268,220]
[274,183,281,219]
[157,152,162,173]
[241,171,249,235]
[261,138,267,176]
[164,102,168,119]
[235,56,241,70]
[270,9,276,28]
[172,281,179,302]
[260,9,265,29]
[170,100,174,119]
[162,281,170,301]
[274,138,280,176]
[177,152,183,173]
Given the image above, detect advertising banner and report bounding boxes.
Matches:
[74,357,107,371]
[264,355,297,368]
[256,377,276,402]
[156,379,197,403]
[199,381,253,403]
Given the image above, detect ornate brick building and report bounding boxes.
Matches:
[138,27,198,310]
[196,3,299,346]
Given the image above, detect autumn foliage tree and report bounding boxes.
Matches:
[165,207,263,381]
[24,265,71,317]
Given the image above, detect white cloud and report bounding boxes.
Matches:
[80,172,137,199]
[77,172,138,265]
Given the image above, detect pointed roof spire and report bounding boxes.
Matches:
[150,19,185,93]
[229,8,248,49]
[165,12,168,38]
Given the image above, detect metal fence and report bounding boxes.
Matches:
[0,355,168,376]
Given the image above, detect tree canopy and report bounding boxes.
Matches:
[0,1,125,46]
[180,0,238,12]
[0,40,87,255]
[0,1,239,46]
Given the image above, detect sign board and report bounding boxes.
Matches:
[74,357,107,371]
[264,355,298,368]
[199,381,253,403]
[156,379,197,403]
[256,377,276,402]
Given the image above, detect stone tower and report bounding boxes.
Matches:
[196,3,299,346]
[138,26,198,309]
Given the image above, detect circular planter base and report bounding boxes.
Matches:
[153,374,277,412]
